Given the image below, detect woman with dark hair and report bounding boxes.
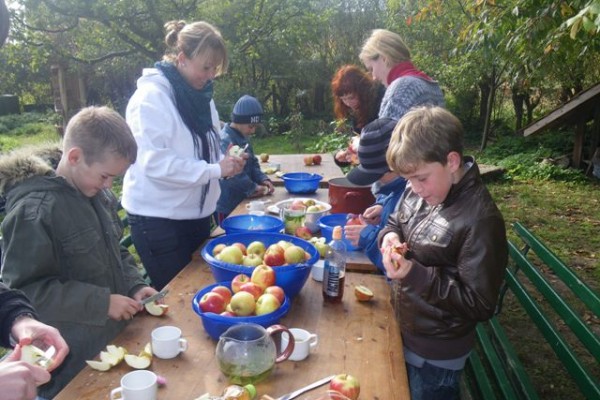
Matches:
[331,65,385,166]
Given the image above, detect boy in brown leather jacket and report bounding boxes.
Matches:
[378,106,508,400]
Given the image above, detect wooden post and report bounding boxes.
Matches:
[573,119,585,168]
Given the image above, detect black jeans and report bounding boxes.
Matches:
[127,213,212,290]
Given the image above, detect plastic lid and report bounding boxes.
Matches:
[332,225,343,240]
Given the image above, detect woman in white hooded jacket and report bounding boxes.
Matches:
[123,20,245,290]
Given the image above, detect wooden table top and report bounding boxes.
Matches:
[261,153,344,188]
[212,185,377,273]
[55,256,410,400]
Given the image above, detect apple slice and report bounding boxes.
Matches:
[145,301,169,316]
[124,354,152,369]
[100,350,121,367]
[20,344,50,368]
[354,285,374,302]
[106,344,127,361]
[140,343,152,359]
[86,360,112,371]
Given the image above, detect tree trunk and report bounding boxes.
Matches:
[0,0,8,46]
[512,90,525,131]
[480,67,497,151]
[478,81,490,127]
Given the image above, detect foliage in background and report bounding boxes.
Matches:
[0,112,62,151]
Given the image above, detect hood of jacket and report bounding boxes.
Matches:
[0,144,64,203]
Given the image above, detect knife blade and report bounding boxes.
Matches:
[276,375,335,400]
[140,289,169,305]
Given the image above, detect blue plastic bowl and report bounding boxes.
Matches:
[220,215,284,235]
[280,172,322,194]
[317,213,362,251]
[192,281,291,340]
[201,232,319,299]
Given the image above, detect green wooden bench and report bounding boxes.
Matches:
[462,222,600,400]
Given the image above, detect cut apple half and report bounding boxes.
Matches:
[145,301,169,316]
[100,350,121,366]
[124,354,152,369]
[86,360,112,371]
[354,285,374,302]
[20,344,52,369]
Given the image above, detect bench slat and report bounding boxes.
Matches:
[506,268,600,399]
[513,222,600,317]
[508,241,600,361]
[465,346,499,400]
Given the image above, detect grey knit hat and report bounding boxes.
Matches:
[347,117,398,186]
[231,95,263,124]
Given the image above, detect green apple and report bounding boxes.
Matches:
[242,254,263,267]
[255,293,281,315]
[246,241,266,258]
[219,245,244,264]
[284,245,306,264]
[229,291,256,316]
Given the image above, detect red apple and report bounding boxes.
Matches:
[246,241,266,258]
[264,286,285,304]
[284,245,307,264]
[229,291,256,316]
[303,155,314,166]
[242,253,263,267]
[239,281,264,300]
[220,310,236,317]
[198,292,226,314]
[289,200,306,210]
[218,245,244,264]
[346,214,364,226]
[212,243,227,257]
[329,374,360,400]
[251,265,276,290]
[232,242,247,255]
[231,273,251,293]
[263,244,286,266]
[211,285,232,304]
[312,154,322,165]
[255,293,281,315]
[294,226,312,240]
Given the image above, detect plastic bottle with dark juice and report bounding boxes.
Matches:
[322,225,347,303]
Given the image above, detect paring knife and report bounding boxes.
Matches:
[276,375,335,400]
[140,288,169,305]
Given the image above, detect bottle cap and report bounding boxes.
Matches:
[332,225,343,240]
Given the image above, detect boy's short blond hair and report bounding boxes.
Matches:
[63,106,137,165]
[359,29,411,67]
[386,106,464,175]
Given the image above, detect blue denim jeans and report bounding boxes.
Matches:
[127,213,212,290]
[406,361,462,400]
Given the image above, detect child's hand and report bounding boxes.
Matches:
[344,224,365,247]
[362,205,382,225]
[108,294,143,321]
[262,180,274,195]
[381,233,412,280]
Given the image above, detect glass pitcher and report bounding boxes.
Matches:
[216,323,295,385]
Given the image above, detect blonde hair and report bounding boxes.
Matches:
[386,106,463,175]
[359,29,411,67]
[163,20,228,77]
[63,106,137,165]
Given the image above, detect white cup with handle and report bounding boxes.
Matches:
[281,328,318,361]
[110,370,157,400]
[151,326,188,359]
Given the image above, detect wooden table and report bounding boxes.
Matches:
[55,256,410,400]
[213,185,377,273]
[261,153,344,188]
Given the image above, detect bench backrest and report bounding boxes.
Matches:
[505,222,600,398]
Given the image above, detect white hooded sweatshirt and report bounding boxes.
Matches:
[122,68,223,219]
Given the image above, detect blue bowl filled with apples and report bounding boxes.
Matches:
[201,232,319,299]
[192,281,291,340]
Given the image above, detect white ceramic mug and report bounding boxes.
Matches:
[281,328,318,361]
[151,326,188,359]
[110,370,157,400]
[246,200,266,215]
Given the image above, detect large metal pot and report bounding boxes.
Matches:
[328,177,375,215]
